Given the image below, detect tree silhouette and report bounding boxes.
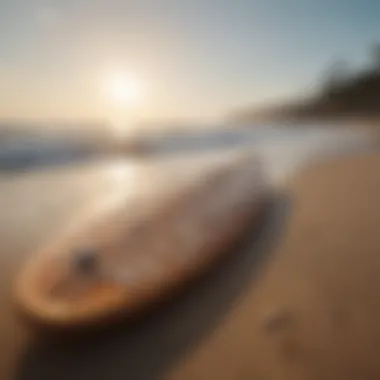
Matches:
[370,42,380,71]
[321,58,350,96]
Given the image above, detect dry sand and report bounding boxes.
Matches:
[167,152,380,380]
[4,151,380,380]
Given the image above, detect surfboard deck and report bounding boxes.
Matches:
[13,153,267,330]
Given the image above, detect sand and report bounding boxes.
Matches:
[167,152,380,380]
[4,151,380,380]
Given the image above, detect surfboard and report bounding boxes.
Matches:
[13,153,267,329]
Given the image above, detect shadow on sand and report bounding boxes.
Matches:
[15,192,293,380]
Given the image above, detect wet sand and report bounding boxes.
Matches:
[1,150,380,379]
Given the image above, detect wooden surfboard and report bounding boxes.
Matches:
[13,153,267,329]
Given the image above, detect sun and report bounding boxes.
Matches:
[103,71,145,107]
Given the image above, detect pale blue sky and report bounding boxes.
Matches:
[0,0,379,123]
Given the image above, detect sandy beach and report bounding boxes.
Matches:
[0,145,378,379]
[3,0,380,377]
[168,151,380,380]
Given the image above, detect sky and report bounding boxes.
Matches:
[0,0,379,125]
